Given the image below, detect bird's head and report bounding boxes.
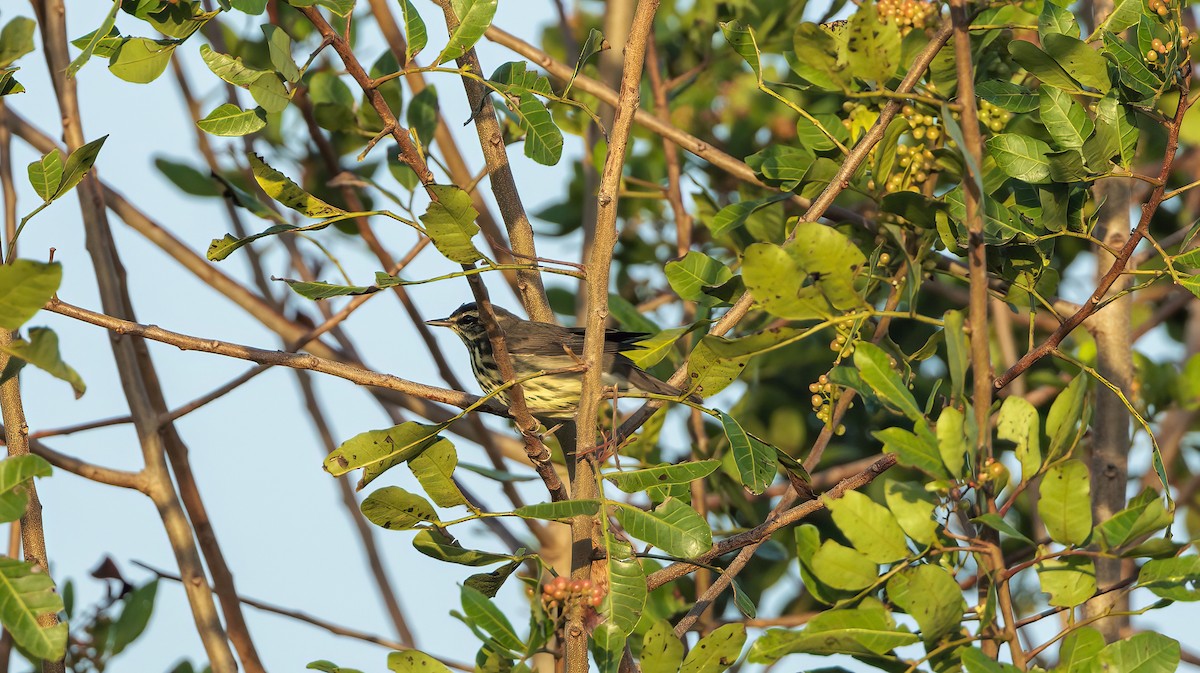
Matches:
[425,302,519,341]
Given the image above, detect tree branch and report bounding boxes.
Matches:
[994,71,1192,390]
[570,2,660,669]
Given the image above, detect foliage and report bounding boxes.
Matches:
[4,0,1200,670]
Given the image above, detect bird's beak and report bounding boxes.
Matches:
[425,317,453,328]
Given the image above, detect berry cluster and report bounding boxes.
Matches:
[541,576,604,610]
[809,375,848,433]
[877,0,938,34]
[977,100,1011,134]
[888,144,936,192]
[902,105,943,142]
[1147,0,1170,16]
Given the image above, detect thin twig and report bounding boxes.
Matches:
[133,561,473,672]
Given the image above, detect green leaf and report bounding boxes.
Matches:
[718,412,775,495]
[308,660,364,673]
[936,406,966,478]
[0,327,86,397]
[1057,628,1105,673]
[1095,489,1172,549]
[1046,374,1088,460]
[1042,34,1111,93]
[603,461,720,493]
[1100,0,1141,33]
[943,310,968,403]
[1137,556,1200,601]
[666,252,733,304]
[154,157,220,197]
[986,133,1053,184]
[810,540,877,591]
[680,624,745,673]
[1096,633,1179,673]
[70,27,123,60]
[0,261,61,330]
[997,396,1041,481]
[437,0,497,65]
[789,23,849,91]
[514,92,563,165]
[1039,459,1092,546]
[1038,2,1079,39]
[826,490,909,563]
[748,600,918,662]
[975,80,1039,112]
[408,438,467,508]
[743,222,866,319]
[874,426,947,478]
[108,38,176,83]
[1036,555,1096,607]
[855,342,923,422]
[249,153,344,218]
[709,193,791,237]
[0,455,53,523]
[412,529,512,566]
[513,500,601,520]
[461,584,523,653]
[623,326,689,369]
[1039,86,1094,150]
[719,21,761,80]
[199,44,266,86]
[613,499,711,558]
[745,146,813,191]
[111,580,157,655]
[846,3,900,83]
[261,25,300,82]
[1104,32,1162,100]
[886,564,965,643]
[465,560,520,598]
[0,17,36,69]
[421,184,484,263]
[388,651,452,673]
[564,28,606,96]
[399,0,427,63]
[971,512,1033,544]
[323,421,445,488]
[1009,40,1080,91]
[884,479,938,545]
[0,68,24,97]
[27,149,64,202]
[55,135,108,200]
[0,557,67,660]
[641,619,683,673]
[601,542,646,639]
[249,73,291,114]
[360,486,438,530]
[407,85,439,146]
[67,0,121,77]
[197,103,266,136]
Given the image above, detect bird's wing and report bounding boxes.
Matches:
[503,324,648,356]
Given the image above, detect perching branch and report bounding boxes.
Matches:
[570,2,660,670]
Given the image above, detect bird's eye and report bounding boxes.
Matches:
[458,314,477,325]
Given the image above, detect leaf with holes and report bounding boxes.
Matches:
[249,153,344,218]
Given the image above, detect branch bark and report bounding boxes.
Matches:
[570,2,660,669]
[0,333,65,673]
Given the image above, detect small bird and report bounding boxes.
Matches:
[426,302,696,419]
